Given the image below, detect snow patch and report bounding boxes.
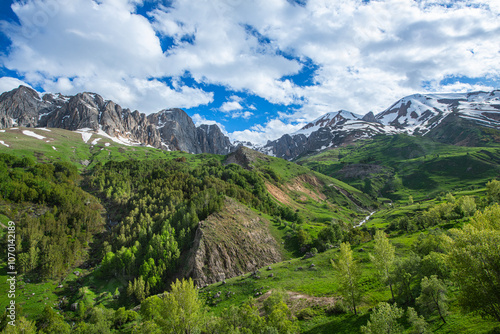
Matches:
[38,128,51,132]
[79,132,92,143]
[91,138,101,145]
[22,130,46,140]
[0,141,9,147]
[96,129,142,147]
[52,146,57,151]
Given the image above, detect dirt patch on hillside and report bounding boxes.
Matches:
[286,174,326,202]
[265,182,292,205]
[257,290,337,315]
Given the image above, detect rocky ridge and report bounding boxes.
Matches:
[0,85,234,155]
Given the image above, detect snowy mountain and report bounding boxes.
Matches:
[2,86,499,159]
[259,90,500,160]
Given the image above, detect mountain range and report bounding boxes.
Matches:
[1,86,500,159]
[0,85,233,155]
[262,91,500,159]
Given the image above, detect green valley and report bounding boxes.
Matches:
[0,128,499,333]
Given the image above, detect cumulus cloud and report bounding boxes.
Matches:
[150,1,303,104]
[0,0,211,112]
[231,111,253,119]
[230,117,306,145]
[219,95,256,119]
[220,101,243,113]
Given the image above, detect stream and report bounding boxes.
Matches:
[354,211,376,228]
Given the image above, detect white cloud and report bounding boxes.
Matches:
[235,0,500,115]
[219,95,256,119]
[150,1,303,104]
[220,101,243,113]
[0,77,32,94]
[230,117,305,145]
[231,111,253,119]
[0,0,210,112]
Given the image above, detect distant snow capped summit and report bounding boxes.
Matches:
[376,90,500,134]
[295,110,362,136]
[258,90,500,160]
[0,86,235,155]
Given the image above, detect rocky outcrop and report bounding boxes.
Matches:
[362,111,379,123]
[184,197,283,286]
[0,86,50,128]
[0,86,235,154]
[197,124,233,155]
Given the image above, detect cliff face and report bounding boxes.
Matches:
[197,124,233,155]
[0,86,49,128]
[184,197,283,286]
[0,86,235,154]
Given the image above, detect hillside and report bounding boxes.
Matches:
[0,126,223,170]
[297,134,500,201]
[0,132,378,331]
[0,119,499,334]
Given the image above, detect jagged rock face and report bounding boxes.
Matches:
[261,134,308,160]
[0,86,50,128]
[0,86,234,154]
[148,109,201,153]
[197,124,233,155]
[183,197,283,286]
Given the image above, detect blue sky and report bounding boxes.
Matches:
[1,0,499,144]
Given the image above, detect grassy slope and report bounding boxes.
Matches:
[0,127,222,171]
[234,147,376,227]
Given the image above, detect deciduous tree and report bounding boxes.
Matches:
[361,302,404,334]
[416,275,448,324]
[370,230,396,301]
[332,242,361,315]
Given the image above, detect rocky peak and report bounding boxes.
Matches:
[0,85,48,128]
[0,86,235,155]
[197,124,233,155]
[362,111,379,123]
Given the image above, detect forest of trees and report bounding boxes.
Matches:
[88,157,302,301]
[0,153,105,279]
